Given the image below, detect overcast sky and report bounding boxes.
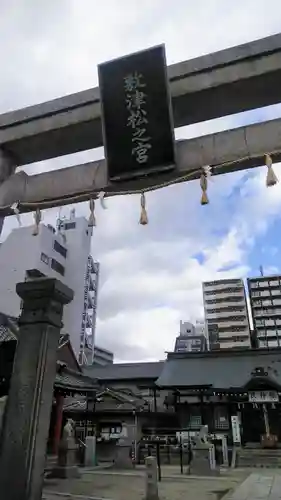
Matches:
[1,1,281,362]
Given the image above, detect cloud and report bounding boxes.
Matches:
[1,1,281,361]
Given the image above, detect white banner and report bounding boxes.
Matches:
[248,390,278,403]
[231,415,241,444]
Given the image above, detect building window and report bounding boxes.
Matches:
[187,410,202,429]
[51,258,65,276]
[273,299,281,306]
[63,222,76,230]
[40,252,49,265]
[54,240,67,258]
[214,406,229,429]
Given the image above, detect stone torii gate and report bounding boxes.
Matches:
[0,33,281,228]
[0,34,281,500]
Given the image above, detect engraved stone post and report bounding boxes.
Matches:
[145,456,159,500]
[221,436,229,467]
[0,276,73,500]
[209,444,216,471]
[0,148,17,236]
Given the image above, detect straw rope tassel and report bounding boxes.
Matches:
[32,208,42,236]
[139,192,148,225]
[200,171,209,205]
[98,191,107,209]
[88,198,96,227]
[265,154,278,187]
[11,202,22,227]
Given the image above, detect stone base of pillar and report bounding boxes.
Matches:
[113,445,133,469]
[189,448,220,476]
[48,437,81,479]
[49,464,81,479]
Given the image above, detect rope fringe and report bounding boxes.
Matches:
[88,199,96,227]
[32,208,41,236]
[98,191,107,209]
[265,154,278,186]
[1,150,280,220]
[139,192,148,225]
[200,171,209,205]
[11,202,21,227]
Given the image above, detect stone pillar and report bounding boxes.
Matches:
[114,421,136,469]
[0,276,73,500]
[221,436,229,467]
[145,456,159,500]
[53,393,65,456]
[85,436,97,467]
[0,149,17,236]
[209,444,216,470]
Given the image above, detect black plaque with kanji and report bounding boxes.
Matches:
[98,45,175,181]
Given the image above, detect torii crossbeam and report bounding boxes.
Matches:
[0,33,281,220]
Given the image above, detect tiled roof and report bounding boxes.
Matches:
[55,368,96,392]
[0,313,70,347]
[63,386,148,412]
[0,312,97,395]
[0,325,17,343]
[63,395,87,411]
[156,349,281,389]
[83,361,164,381]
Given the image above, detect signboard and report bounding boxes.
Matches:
[80,256,92,355]
[231,415,241,444]
[248,390,278,403]
[98,45,175,181]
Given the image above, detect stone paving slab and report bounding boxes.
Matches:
[227,472,281,500]
[43,469,281,500]
[43,472,242,500]
[43,494,112,500]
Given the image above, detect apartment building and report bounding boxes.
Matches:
[203,278,251,350]
[248,274,281,348]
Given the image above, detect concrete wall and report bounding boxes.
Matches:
[0,225,41,316]
[0,217,92,360]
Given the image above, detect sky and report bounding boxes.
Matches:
[1,0,281,362]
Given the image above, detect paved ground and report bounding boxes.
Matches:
[227,472,281,499]
[43,467,248,500]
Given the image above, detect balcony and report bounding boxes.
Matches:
[204,279,243,289]
[208,319,249,329]
[204,284,244,293]
[206,310,247,320]
[205,300,245,309]
[254,309,281,317]
[88,274,98,293]
[86,313,92,329]
[219,330,250,339]
[219,340,250,349]
[204,291,245,300]
[250,279,281,289]
[87,294,93,309]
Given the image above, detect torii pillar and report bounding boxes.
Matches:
[0,148,17,236]
[0,276,73,500]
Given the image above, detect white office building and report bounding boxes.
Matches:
[175,320,207,352]
[84,344,114,366]
[203,278,251,350]
[0,212,99,363]
[179,321,196,336]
